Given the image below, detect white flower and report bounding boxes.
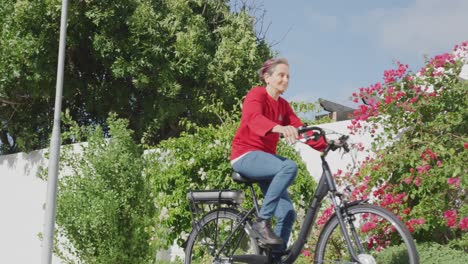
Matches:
[180,231,189,241]
[187,158,195,165]
[159,207,169,221]
[198,167,207,180]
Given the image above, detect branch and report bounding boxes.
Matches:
[0,97,21,106]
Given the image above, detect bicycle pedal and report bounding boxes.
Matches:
[256,239,273,249]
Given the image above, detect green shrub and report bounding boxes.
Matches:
[418,242,468,264]
[50,114,156,263]
[375,242,468,264]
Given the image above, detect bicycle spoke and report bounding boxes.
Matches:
[185,209,260,264]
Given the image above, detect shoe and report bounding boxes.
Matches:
[251,218,283,245]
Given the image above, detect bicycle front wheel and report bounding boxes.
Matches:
[314,204,419,264]
[185,208,260,264]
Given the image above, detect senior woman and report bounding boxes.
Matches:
[230,58,327,259]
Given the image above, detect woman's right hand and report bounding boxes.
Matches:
[272,125,298,144]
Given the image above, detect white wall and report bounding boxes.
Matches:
[295,120,374,182]
[0,149,63,263]
[0,120,372,263]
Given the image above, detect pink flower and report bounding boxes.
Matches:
[421,148,437,161]
[416,164,430,174]
[464,143,468,149]
[381,194,395,206]
[384,95,393,104]
[318,205,334,225]
[460,217,468,231]
[396,62,408,78]
[361,222,377,233]
[395,91,405,100]
[429,53,455,68]
[416,218,425,225]
[405,218,425,233]
[447,177,460,188]
[405,222,415,233]
[443,210,458,228]
[371,82,382,92]
[334,169,343,177]
[414,177,421,187]
[404,176,413,184]
[301,250,311,257]
[384,69,396,84]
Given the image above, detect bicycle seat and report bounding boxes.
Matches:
[231,171,258,184]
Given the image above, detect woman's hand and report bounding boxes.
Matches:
[272,125,298,144]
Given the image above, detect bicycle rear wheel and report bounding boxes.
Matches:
[185,208,261,264]
[314,204,419,264]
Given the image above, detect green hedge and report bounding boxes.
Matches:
[376,242,468,264]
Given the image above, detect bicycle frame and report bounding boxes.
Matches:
[281,153,365,264]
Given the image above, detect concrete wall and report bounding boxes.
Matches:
[0,149,63,263]
[0,120,372,263]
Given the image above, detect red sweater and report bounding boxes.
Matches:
[230,86,326,160]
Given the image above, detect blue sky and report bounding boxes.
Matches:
[250,0,468,108]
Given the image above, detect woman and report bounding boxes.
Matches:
[230,58,327,257]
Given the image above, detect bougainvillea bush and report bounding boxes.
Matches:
[344,41,467,250]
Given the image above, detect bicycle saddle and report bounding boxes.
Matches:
[231,171,258,184]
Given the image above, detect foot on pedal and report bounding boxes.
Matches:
[251,218,283,245]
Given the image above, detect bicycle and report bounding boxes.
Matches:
[184,126,419,264]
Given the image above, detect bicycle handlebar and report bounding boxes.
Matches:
[296,125,350,154]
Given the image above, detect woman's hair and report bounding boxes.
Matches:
[258,58,289,83]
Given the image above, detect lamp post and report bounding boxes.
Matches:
[41,0,69,263]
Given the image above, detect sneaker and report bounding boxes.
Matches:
[251,218,283,245]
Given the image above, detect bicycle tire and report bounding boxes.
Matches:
[314,204,419,264]
[185,208,261,264]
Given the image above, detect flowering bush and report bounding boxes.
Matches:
[346,41,468,250]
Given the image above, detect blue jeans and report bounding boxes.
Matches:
[232,151,298,252]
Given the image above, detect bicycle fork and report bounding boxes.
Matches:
[329,193,363,263]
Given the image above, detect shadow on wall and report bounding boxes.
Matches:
[0,148,48,178]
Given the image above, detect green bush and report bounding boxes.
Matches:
[376,242,468,264]
[50,114,156,263]
[418,242,468,264]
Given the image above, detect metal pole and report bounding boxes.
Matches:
[41,0,69,263]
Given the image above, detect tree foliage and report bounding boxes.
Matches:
[347,41,468,250]
[0,0,271,154]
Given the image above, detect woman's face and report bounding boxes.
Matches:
[265,63,290,94]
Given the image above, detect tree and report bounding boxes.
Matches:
[0,0,271,154]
